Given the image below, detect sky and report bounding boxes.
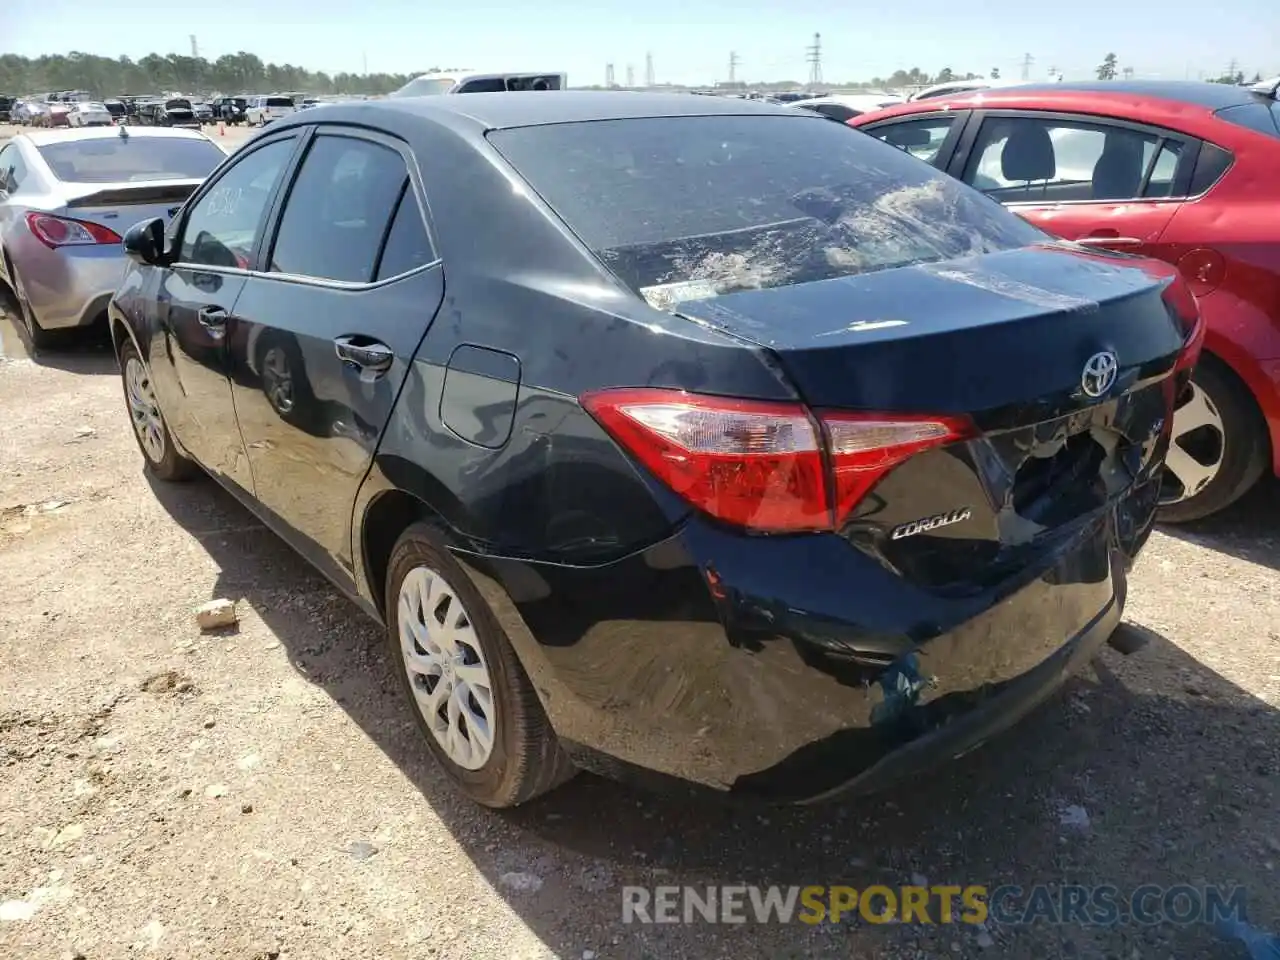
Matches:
[7,0,1278,88]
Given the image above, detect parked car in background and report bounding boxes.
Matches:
[909,78,1022,101]
[45,104,72,128]
[210,96,249,124]
[0,96,14,122]
[11,100,39,125]
[67,102,114,127]
[245,95,297,125]
[108,93,1198,809]
[135,98,200,129]
[103,99,127,123]
[390,71,567,96]
[192,101,214,124]
[297,98,322,110]
[851,79,1280,521]
[0,126,229,349]
[789,93,905,122]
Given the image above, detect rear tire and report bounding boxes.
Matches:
[6,260,59,352]
[1157,355,1268,523]
[384,523,575,808]
[118,340,198,482]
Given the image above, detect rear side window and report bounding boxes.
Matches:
[1189,141,1234,195]
[489,115,1043,302]
[37,137,226,183]
[269,135,409,283]
[266,97,294,108]
[375,188,435,280]
[869,116,958,166]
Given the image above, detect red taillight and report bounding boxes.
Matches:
[1161,274,1205,372]
[581,388,971,532]
[25,212,122,249]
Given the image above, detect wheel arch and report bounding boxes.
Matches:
[1199,334,1279,475]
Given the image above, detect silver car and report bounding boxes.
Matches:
[0,125,229,349]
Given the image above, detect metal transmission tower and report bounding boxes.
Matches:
[728,50,740,84]
[626,63,635,87]
[645,52,655,87]
[806,33,823,87]
[605,63,615,87]
[1020,52,1035,80]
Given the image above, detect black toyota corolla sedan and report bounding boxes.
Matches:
[108,92,1204,808]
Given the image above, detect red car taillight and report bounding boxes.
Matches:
[25,212,122,249]
[582,388,972,532]
[1161,274,1205,373]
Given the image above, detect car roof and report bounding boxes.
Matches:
[19,126,213,146]
[361,90,810,130]
[997,80,1264,109]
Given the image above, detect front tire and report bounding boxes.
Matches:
[119,341,197,482]
[1158,356,1268,523]
[385,524,575,808]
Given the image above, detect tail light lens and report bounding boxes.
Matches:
[582,388,972,532]
[1161,274,1205,372]
[26,212,122,249]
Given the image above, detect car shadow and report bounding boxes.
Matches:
[145,473,1279,959]
[0,291,117,375]
[1157,477,1280,573]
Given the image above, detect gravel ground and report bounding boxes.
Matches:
[1,143,1279,960]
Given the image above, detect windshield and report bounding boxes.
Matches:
[38,138,226,183]
[489,115,1046,305]
[392,77,457,97]
[1216,101,1280,140]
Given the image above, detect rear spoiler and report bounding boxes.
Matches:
[63,179,204,209]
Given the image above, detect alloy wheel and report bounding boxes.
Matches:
[396,565,496,771]
[1159,381,1226,505]
[124,355,166,463]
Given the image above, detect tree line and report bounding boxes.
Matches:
[0,51,442,97]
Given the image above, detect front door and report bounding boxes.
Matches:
[148,133,301,492]
[227,129,443,580]
[951,111,1194,263]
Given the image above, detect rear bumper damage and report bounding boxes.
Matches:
[465,473,1161,803]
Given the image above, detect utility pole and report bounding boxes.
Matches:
[1122,66,1135,80]
[728,50,740,84]
[626,63,635,87]
[1020,52,1034,81]
[190,35,200,94]
[363,52,368,77]
[605,63,615,87]
[806,33,823,88]
[645,51,655,87]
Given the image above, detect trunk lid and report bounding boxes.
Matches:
[61,179,203,234]
[673,244,1185,591]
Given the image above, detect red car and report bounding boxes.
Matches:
[851,80,1280,521]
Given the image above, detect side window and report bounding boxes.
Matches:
[962,116,1186,203]
[870,116,957,165]
[457,78,507,93]
[375,187,435,280]
[0,145,29,193]
[813,104,858,123]
[268,135,408,283]
[179,137,295,268]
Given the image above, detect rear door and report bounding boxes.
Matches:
[227,126,443,582]
[147,132,302,492]
[948,111,1197,259]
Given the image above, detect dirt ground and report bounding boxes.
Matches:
[2,125,1280,960]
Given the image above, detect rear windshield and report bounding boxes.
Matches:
[38,137,226,183]
[490,115,1045,304]
[392,78,456,97]
[1215,101,1280,140]
[266,97,294,108]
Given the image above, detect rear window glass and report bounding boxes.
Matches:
[38,138,226,183]
[489,115,1045,304]
[266,97,294,108]
[1215,102,1280,140]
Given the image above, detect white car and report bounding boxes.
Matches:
[390,71,567,96]
[909,78,1025,101]
[245,96,296,126]
[67,102,114,127]
[788,94,905,123]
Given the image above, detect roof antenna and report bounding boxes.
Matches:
[118,122,129,139]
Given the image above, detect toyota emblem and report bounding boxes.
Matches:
[1081,351,1119,398]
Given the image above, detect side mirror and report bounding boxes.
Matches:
[123,217,168,266]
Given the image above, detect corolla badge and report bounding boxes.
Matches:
[890,507,972,540]
[1081,351,1119,398]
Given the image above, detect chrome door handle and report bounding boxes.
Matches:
[334,335,394,381]
[1076,236,1144,248]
